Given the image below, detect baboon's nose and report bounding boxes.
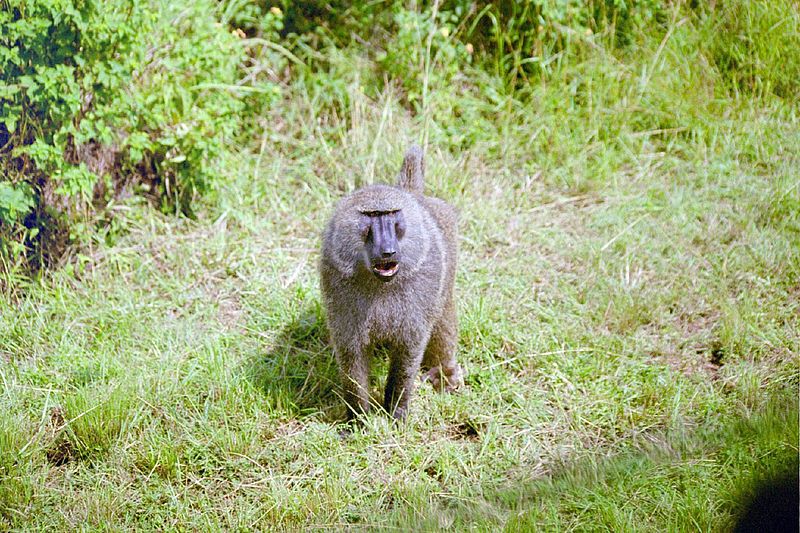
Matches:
[381,248,396,258]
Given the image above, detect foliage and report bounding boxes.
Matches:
[2,0,795,285]
[0,0,281,279]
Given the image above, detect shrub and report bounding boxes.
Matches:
[0,0,279,281]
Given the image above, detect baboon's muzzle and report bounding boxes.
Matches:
[361,210,404,282]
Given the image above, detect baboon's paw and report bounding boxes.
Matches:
[424,365,464,393]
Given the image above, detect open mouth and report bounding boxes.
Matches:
[372,261,399,280]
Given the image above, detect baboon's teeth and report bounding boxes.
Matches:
[373,262,399,277]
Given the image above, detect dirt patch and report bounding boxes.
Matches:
[448,419,483,441]
[424,464,444,482]
[45,406,75,466]
[46,437,75,467]
[264,419,306,441]
[653,308,725,378]
[217,295,244,331]
[659,350,722,379]
[709,342,726,366]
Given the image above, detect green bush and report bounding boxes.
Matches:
[0,0,280,280]
[378,6,470,107]
[452,0,665,84]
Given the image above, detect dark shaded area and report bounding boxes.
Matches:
[280,1,393,43]
[0,123,9,152]
[243,300,342,421]
[734,468,799,533]
[710,340,726,367]
[45,437,74,467]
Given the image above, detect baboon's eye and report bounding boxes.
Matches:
[359,218,371,240]
[395,212,406,239]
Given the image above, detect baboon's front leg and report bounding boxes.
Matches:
[336,347,370,421]
[384,347,424,420]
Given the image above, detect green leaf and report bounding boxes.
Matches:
[0,182,35,224]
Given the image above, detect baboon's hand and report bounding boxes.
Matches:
[424,364,464,393]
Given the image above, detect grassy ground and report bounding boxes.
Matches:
[1,7,798,530]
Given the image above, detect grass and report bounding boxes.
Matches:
[1,4,798,530]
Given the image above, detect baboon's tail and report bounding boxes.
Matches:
[397,145,424,193]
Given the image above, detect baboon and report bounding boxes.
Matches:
[320,145,464,421]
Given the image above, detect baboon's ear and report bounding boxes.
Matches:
[397,145,424,193]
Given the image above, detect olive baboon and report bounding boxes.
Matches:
[320,145,463,420]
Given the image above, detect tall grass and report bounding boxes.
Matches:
[0,0,797,529]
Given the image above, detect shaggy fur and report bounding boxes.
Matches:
[320,145,463,420]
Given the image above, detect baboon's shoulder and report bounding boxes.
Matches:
[422,196,458,241]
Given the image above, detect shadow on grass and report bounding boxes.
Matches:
[243,299,343,422]
[388,394,799,531]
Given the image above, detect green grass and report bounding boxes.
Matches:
[1,4,798,530]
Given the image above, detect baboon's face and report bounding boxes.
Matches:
[359,210,406,282]
[325,185,425,281]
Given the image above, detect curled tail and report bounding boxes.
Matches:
[397,145,424,194]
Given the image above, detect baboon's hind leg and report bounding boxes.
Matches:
[422,299,463,392]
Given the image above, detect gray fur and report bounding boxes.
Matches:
[396,144,425,194]
[320,145,463,421]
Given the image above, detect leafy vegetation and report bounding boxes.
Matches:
[1,0,798,529]
[1,0,275,277]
